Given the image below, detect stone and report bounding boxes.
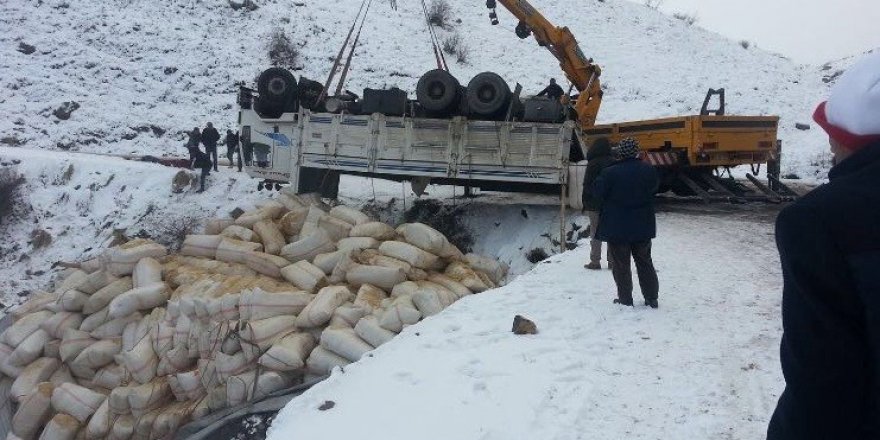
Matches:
[512,315,537,335]
[171,170,198,193]
[30,229,52,249]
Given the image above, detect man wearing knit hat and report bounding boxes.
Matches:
[593,137,660,308]
[768,52,880,440]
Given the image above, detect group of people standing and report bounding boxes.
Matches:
[581,136,660,309]
[185,123,249,192]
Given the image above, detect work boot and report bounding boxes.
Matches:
[645,299,659,309]
[584,262,602,270]
[613,298,634,307]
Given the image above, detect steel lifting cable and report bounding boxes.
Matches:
[318,0,370,103]
[418,0,448,71]
[336,0,375,96]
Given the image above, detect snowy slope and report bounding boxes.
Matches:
[0,146,262,306]
[0,0,849,178]
[267,209,784,439]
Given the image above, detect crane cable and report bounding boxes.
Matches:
[418,0,448,71]
[335,0,375,96]
[317,0,370,103]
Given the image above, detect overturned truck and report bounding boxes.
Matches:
[239,68,790,204]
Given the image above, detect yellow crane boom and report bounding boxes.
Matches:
[487,0,603,127]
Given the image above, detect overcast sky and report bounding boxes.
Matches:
[643,0,880,64]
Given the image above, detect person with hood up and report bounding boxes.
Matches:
[582,137,615,270]
[224,129,239,170]
[185,127,201,169]
[201,122,221,172]
[767,51,880,440]
[593,137,660,308]
[192,147,212,193]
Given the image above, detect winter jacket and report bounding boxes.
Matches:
[593,157,659,244]
[225,132,239,148]
[187,130,201,147]
[537,83,564,101]
[201,127,220,149]
[192,149,212,170]
[582,140,615,211]
[767,142,880,440]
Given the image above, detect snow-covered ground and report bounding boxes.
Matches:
[267,207,784,439]
[0,147,261,306]
[0,0,859,179]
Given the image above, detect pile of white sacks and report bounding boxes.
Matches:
[0,191,508,440]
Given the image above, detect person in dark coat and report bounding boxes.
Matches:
[536,78,564,102]
[767,52,880,440]
[201,122,221,172]
[186,127,201,169]
[224,130,239,170]
[582,137,615,270]
[593,137,659,308]
[192,148,212,193]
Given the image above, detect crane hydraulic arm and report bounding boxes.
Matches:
[486,0,602,128]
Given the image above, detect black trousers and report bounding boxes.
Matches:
[187,146,198,169]
[608,240,659,303]
[205,145,218,171]
[226,145,235,165]
[199,167,210,191]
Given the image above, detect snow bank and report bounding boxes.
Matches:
[267,211,785,440]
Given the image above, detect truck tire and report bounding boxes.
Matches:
[257,67,297,105]
[466,72,511,118]
[254,98,283,119]
[297,77,325,111]
[416,69,461,114]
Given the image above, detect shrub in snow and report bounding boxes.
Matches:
[526,247,549,263]
[267,28,299,69]
[228,0,258,11]
[428,0,452,28]
[672,12,698,26]
[137,210,201,252]
[0,166,25,225]
[643,0,663,10]
[442,33,470,64]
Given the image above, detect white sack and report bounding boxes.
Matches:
[354,316,397,347]
[295,286,353,328]
[180,234,224,258]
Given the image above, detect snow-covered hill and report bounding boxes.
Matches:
[0,0,853,178]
